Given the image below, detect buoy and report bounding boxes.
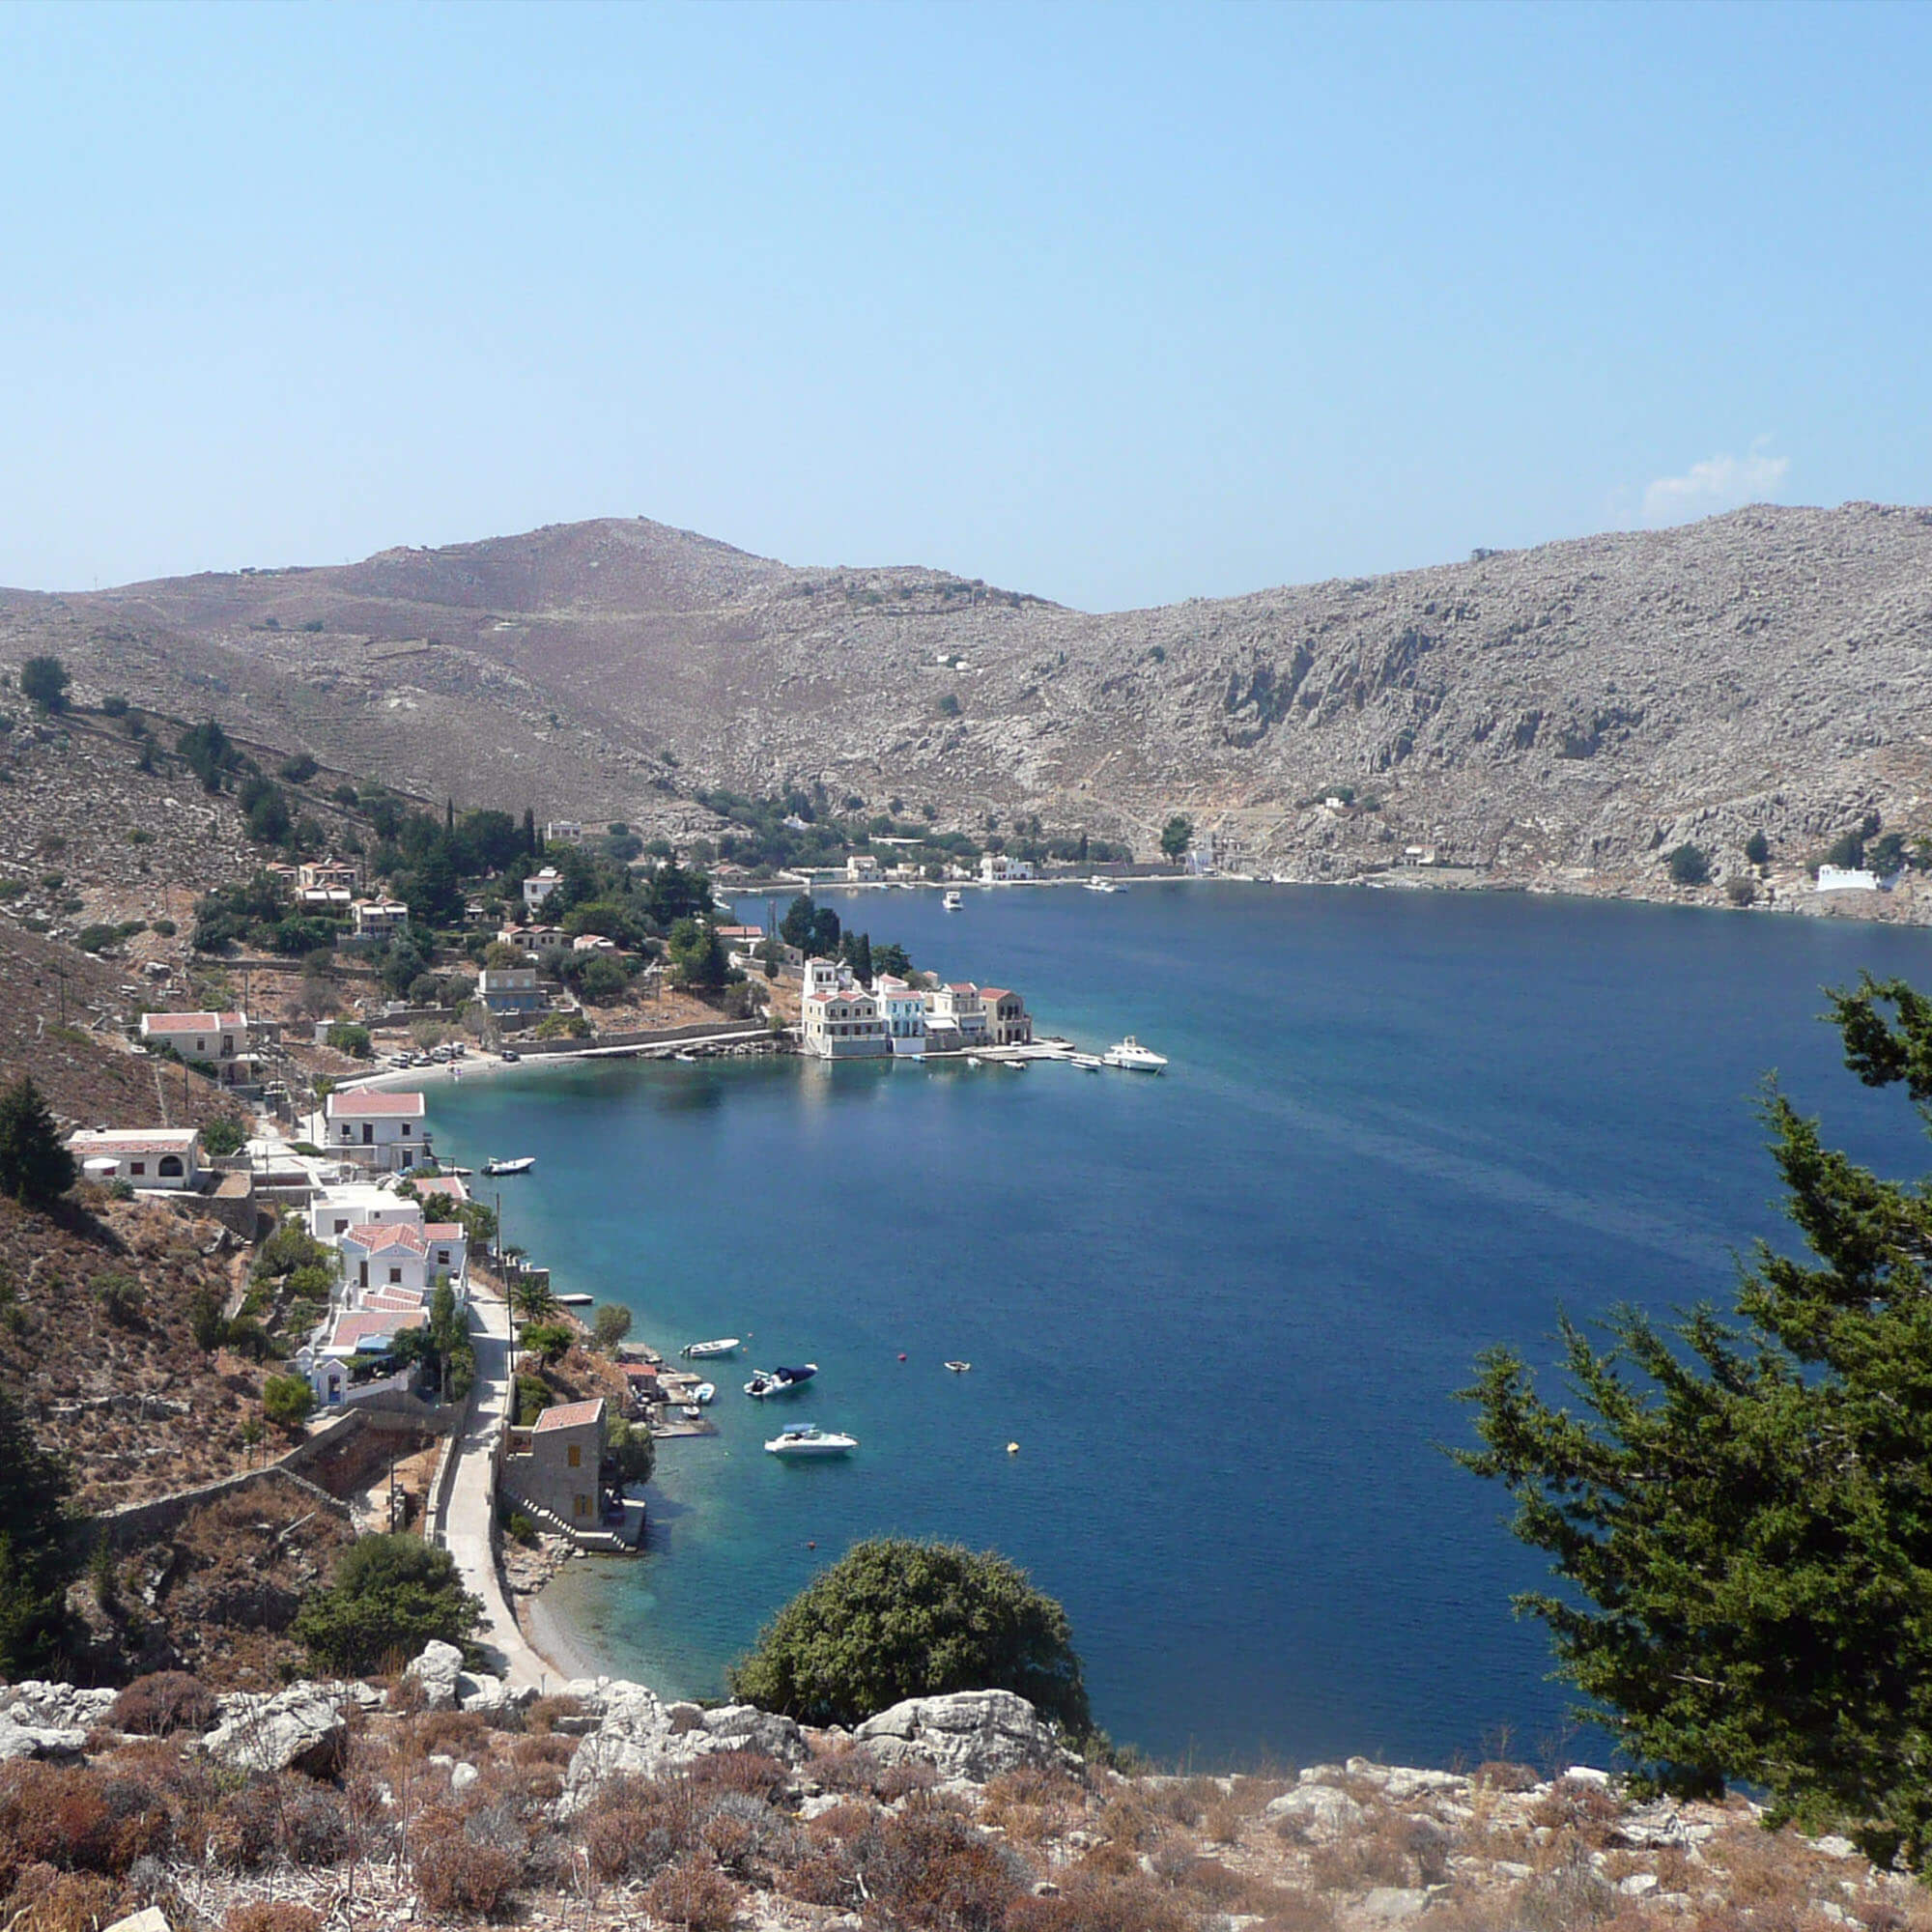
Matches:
[897,1352,907,1362]
[807,1541,816,1549]
[1007,1441,1019,1455]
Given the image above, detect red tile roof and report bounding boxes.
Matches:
[327,1310,426,1349]
[142,1011,246,1033]
[533,1397,606,1433]
[424,1223,464,1240]
[69,1129,200,1155]
[327,1091,426,1119]
[343,1223,430,1256]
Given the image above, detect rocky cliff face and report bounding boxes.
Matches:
[4,502,1928,900]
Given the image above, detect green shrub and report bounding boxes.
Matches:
[93,1273,143,1326]
[516,1375,553,1425]
[325,1022,371,1059]
[1664,842,1710,887]
[293,1533,483,1674]
[199,1116,248,1157]
[727,1538,1092,1733]
[151,917,177,937]
[99,695,130,719]
[262,1374,315,1433]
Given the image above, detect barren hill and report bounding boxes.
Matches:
[6,502,1932,898]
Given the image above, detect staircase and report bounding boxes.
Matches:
[498,1480,631,1554]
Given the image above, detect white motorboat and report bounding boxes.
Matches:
[943,891,963,911]
[764,1425,857,1458]
[693,1382,717,1405]
[1084,876,1119,893]
[945,1360,972,1373]
[1069,1053,1105,1071]
[483,1155,535,1177]
[1103,1036,1168,1072]
[680,1405,703,1422]
[745,1364,818,1399]
[681,1337,741,1359]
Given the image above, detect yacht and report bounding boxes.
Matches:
[945,1360,972,1373]
[1103,1037,1168,1072]
[745,1364,818,1399]
[943,890,964,911]
[681,1337,741,1359]
[764,1425,857,1458]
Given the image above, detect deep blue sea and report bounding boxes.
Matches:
[428,883,1930,1769]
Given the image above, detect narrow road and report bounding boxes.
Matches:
[434,1287,554,1690]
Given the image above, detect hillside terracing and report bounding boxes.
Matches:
[4,502,1931,910]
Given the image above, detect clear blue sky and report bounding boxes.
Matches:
[2,1,1926,610]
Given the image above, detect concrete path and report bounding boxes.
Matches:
[434,1288,554,1690]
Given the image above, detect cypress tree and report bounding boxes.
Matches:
[0,1077,74,1208]
[0,1382,73,1676]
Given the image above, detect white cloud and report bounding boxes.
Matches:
[1641,441,1790,525]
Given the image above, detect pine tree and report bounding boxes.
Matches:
[0,1077,75,1208]
[1460,973,1932,1864]
[0,1382,73,1675]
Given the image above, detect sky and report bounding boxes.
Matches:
[1,1,1927,611]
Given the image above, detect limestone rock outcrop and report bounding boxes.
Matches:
[852,1690,1079,1781]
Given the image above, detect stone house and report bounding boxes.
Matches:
[980,987,1032,1046]
[501,1396,607,1531]
[139,1009,256,1087]
[68,1127,203,1190]
[325,1089,430,1171]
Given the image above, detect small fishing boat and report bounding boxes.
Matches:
[681,1338,741,1359]
[1069,1053,1104,1071]
[966,1055,983,1067]
[745,1364,818,1399]
[945,1360,972,1373]
[554,1293,594,1306]
[693,1382,717,1405]
[1103,1037,1168,1072]
[764,1425,857,1458]
[483,1155,535,1176]
[943,890,963,911]
[1084,876,1119,893]
[680,1405,703,1422]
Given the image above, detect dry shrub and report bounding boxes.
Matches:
[465,1757,566,1822]
[1529,1777,1624,1847]
[581,1773,699,1881]
[1008,1870,1195,1932]
[1700,1822,1834,1909]
[1306,1810,1449,1891]
[413,1820,521,1918]
[688,1748,787,1800]
[1241,1893,1340,1932]
[640,1855,741,1932]
[0,1760,170,1878]
[408,1709,492,1761]
[811,1743,884,1792]
[697,1792,797,1878]
[205,1783,280,1873]
[805,1798,877,1845]
[979,1768,1084,1846]
[879,1756,943,1801]
[223,1905,323,1932]
[524,1693,583,1736]
[1071,1838,1139,1878]
[108,1671,218,1737]
[1151,1776,1223,1829]
[853,1798,1025,1931]
[1095,1791,1163,1851]
[509,1731,578,1770]
[1473,1759,1541,1793]
[2,1866,124,1932]
[384,1674,428,1716]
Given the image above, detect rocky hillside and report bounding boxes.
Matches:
[5,502,1932,900]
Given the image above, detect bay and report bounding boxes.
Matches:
[428,883,1931,1768]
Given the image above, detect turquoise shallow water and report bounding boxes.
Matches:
[430,884,1930,1767]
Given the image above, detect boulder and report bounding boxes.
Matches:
[456,1670,507,1713]
[4,1682,118,1731]
[103,1912,174,1932]
[405,1640,466,1711]
[1264,1783,1367,1839]
[563,1684,807,1803]
[0,1715,88,1762]
[203,1688,348,1779]
[853,1690,1076,1783]
[451,1761,479,1794]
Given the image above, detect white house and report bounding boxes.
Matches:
[846,852,881,882]
[872,975,927,1056]
[801,957,845,1004]
[325,1089,430,1170]
[523,867,565,911]
[801,984,891,1059]
[338,1220,467,1295]
[1816,865,1880,893]
[68,1127,202,1190]
[308,1184,424,1244]
[352,898,411,939]
[544,821,585,846]
[926,982,990,1042]
[980,854,1036,883]
[139,1010,255,1088]
[571,932,618,952]
[299,858,363,894]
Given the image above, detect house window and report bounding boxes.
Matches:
[567,1443,582,1467]
[129,1161,146,1177]
[401,1123,412,1137]
[574,1493,590,1517]
[158,1155,184,1178]
[388,1266,402,1284]
[333,1219,348,1235]
[436,1250,449,1266]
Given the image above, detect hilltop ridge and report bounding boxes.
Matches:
[5,501,1931,908]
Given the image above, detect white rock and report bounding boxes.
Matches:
[1619,1873,1660,1896]
[405,1640,466,1710]
[0,1716,87,1761]
[562,1685,808,1803]
[855,1690,1077,1782]
[1809,1834,1860,1861]
[1564,1765,1611,1787]
[1359,1888,1429,1921]
[1382,1767,1467,1802]
[103,1912,174,1932]
[1264,1784,1368,1839]
[1298,1762,1347,1785]
[457,1671,506,1713]
[203,1688,347,1778]
[450,1761,479,1794]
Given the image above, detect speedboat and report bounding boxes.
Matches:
[945,1360,971,1373]
[943,891,963,911]
[1069,1053,1104,1071]
[745,1364,818,1399]
[483,1155,535,1176]
[693,1382,716,1405]
[1084,876,1119,893]
[1103,1037,1168,1072]
[764,1425,857,1458]
[681,1338,741,1359]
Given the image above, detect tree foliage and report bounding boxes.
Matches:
[1459,973,1932,1864]
[177,719,240,793]
[1664,842,1710,887]
[262,1374,315,1433]
[727,1538,1091,1734]
[0,1076,75,1208]
[293,1532,482,1673]
[1159,814,1193,863]
[605,1412,655,1488]
[0,1381,74,1676]
[19,656,70,713]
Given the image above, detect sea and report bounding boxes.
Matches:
[427,882,1931,1770]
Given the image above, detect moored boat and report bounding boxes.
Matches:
[483,1155,535,1176]
[764,1425,857,1458]
[693,1381,716,1405]
[943,890,963,911]
[945,1360,971,1373]
[1103,1036,1168,1072]
[681,1338,741,1359]
[745,1364,818,1398]
[1084,876,1119,893]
